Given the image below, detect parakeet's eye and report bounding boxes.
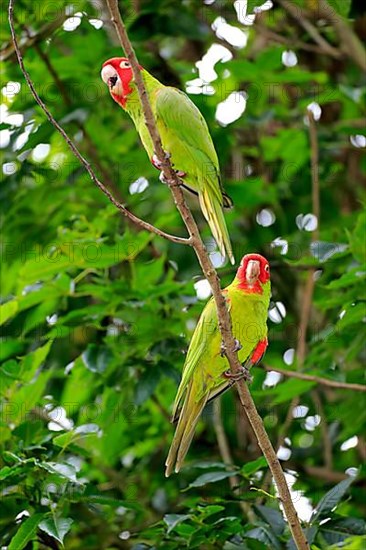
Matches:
[264,264,269,272]
[120,60,131,68]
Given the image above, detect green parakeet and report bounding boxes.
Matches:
[101,57,234,264]
[165,253,271,476]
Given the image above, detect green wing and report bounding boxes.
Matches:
[155,87,234,263]
[155,87,228,202]
[155,87,220,170]
[171,297,218,419]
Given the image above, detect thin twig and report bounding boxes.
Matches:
[8,6,189,247]
[30,406,69,431]
[297,274,316,368]
[317,0,366,71]
[255,23,340,56]
[311,390,333,469]
[279,0,342,59]
[9,1,310,546]
[260,364,366,392]
[213,398,256,522]
[287,464,348,484]
[22,28,125,202]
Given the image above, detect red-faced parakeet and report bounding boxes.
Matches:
[165,253,270,476]
[101,57,234,264]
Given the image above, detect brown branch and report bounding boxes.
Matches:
[102,3,309,548]
[287,464,348,484]
[317,0,366,71]
[311,390,333,469]
[254,23,338,56]
[1,11,67,61]
[213,398,256,522]
[30,406,69,431]
[356,437,366,463]
[8,4,189,247]
[260,364,366,392]
[279,0,342,59]
[151,395,171,423]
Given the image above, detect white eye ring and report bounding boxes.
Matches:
[120,60,130,68]
[265,265,269,272]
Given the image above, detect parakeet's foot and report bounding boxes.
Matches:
[220,338,242,357]
[223,365,252,383]
[159,169,186,184]
[152,151,171,170]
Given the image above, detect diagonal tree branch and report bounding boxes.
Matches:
[104,3,309,548]
[317,0,366,71]
[9,0,309,547]
[20,24,126,203]
[279,0,342,59]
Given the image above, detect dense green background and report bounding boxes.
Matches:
[1,0,365,548]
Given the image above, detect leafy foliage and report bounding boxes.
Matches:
[1,0,365,548]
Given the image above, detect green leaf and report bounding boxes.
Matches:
[187,470,236,488]
[163,514,191,534]
[135,366,161,405]
[312,476,355,522]
[53,424,100,450]
[0,299,18,326]
[245,525,281,549]
[327,0,352,17]
[8,513,45,550]
[0,465,22,480]
[326,267,366,289]
[330,516,366,535]
[39,516,73,545]
[270,378,316,405]
[39,462,78,482]
[255,505,285,535]
[81,344,112,374]
[20,340,53,382]
[337,303,366,330]
[349,211,366,263]
[241,456,267,476]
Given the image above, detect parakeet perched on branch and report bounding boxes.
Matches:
[101,57,234,264]
[165,253,271,476]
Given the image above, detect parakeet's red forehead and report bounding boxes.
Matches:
[102,57,126,68]
[241,253,268,267]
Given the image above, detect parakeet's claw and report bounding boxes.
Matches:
[233,339,242,352]
[152,151,171,170]
[220,341,226,357]
[159,169,186,184]
[175,170,186,178]
[220,338,242,357]
[223,366,252,383]
[159,171,168,184]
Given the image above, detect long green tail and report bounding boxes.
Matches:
[198,188,235,265]
[165,385,208,477]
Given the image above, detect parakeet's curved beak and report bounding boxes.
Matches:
[246,260,260,285]
[101,65,122,95]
